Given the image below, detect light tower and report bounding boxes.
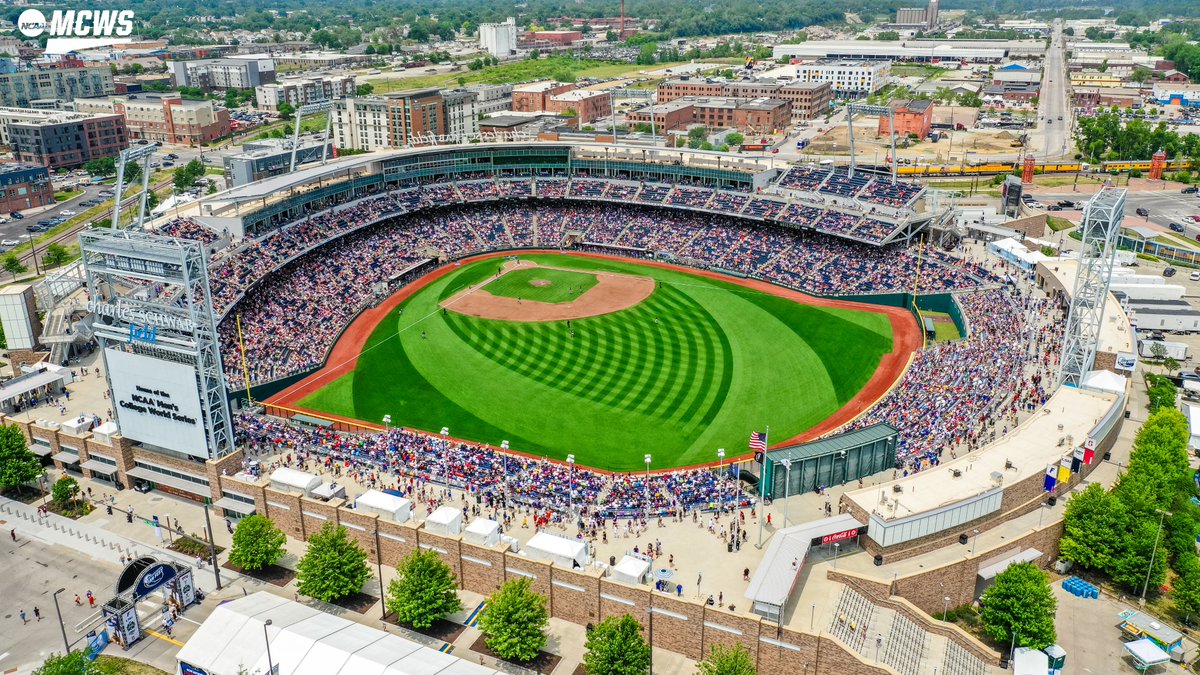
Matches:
[1058,187,1126,388]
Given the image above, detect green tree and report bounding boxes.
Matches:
[1116,408,1191,514]
[277,102,295,120]
[84,157,116,177]
[51,476,79,509]
[33,650,124,675]
[697,643,757,675]
[1173,554,1200,622]
[295,522,371,602]
[386,549,462,629]
[1061,483,1130,573]
[479,578,548,662]
[725,132,745,146]
[228,515,286,571]
[0,424,40,493]
[877,31,901,41]
[2,253,27,278]
[1145,374,1178,414]
[356,83,374,96]
[42,244,71,268]
[583,615,651,675]
[123,161,141,185]
[979,562,1056,650]
[636,43,657,66]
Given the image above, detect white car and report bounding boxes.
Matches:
[58,209,77,216]
[1,239,19,246]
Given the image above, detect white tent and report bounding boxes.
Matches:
[463,518,500,546]
[270,467,321,497]
[1124,638,1171,670]
[1012,648,1049,675]
[177,592,503,675]
[355,490,411,522]
[1082,369,1127,394]
[610,556,650,585]
[425,506,464,536]
[525,532,590,569]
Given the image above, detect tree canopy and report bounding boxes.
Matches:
[0,424,41,492]
[386,549,462,629]
[479,578,548,662]
[295,522,371,602]
[583,615,651,675]
[697,643,757,675]
[979,562,1057,650]
[228,515,287,571]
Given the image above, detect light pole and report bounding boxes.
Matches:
[717,448,725,475]
[780,458,792,528]
[942,596,950,621]
[646,606,655,675]
[1141,508,1171,605]
[832,542,839,569]
[202,501,222,589]
[644,454,652,521]
[52,587,70,654]
[263,619,275,675]
[810,602,816,630]
[970,528,980,556]
[566,454,576,517]
[382,414,391,433]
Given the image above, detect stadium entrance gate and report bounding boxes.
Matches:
[761,424,899,501]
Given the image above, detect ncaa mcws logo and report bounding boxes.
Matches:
[18,9,137,54]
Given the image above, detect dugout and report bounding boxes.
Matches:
[761,424,899,500]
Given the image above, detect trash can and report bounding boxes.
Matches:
[959,532,969,545]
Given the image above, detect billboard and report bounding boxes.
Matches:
[106,348,208,458]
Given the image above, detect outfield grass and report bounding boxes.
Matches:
[482,267,598,304]
[300,254,894,470]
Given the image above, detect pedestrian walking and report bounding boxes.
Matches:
[19,609,27,624]
[10,528,15,541]
[87,590,95,608]
[226,518,233,534]
[33,606,41,621]
[74,594,82,606]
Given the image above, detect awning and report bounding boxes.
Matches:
[214,496,256,515]
[80,459,117,474]
[51,451,79,464]
[978,548,1043,580]
[126,467,209,496]
[29,444,52,457]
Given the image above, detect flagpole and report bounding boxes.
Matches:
[757,427,768,549]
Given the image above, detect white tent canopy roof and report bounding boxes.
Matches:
[464,518,500,546]
[611,555,650,585]
[177,592,502,675]
[425,506,464,535]
[526,532,589,566]
[270,467,322,492]
[355,489,411,521]
[1082,369,1127,394]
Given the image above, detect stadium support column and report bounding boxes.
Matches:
[1058,187,1125,388]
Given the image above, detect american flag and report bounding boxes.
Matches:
[749,431,767,452]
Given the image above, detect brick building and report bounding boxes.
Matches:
[0,63,114,108]
[1072,86,1142,109]
[628,97,791,132]
[524,30,583,46]
[75,93,231,146]
[657,78,831,120]
[546,89,611,123]
[255,73,357,112]
[511,81,579,113]
[1,108,127,170]
[878,99,933,139]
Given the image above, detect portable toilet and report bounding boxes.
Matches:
[1044,644,1066,673]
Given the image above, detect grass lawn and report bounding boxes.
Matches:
[372,57,686,94]
[1046,216,1075,232]
[54,189,83,202]
[483,267,598,303]
[300,254,894,470]
[95,655,170,674]
[1155,233,1200,250]
[920,311,962,342]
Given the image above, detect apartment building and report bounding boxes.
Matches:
[1,108,128,169]
[787,60,890,99]
[169,57,275,91]
[333,89,446,150]
[255,73,357,112]
[546,89,611,123]
[0,163,53,212]
[0,65,114,107]
[465,84,514,116]
[75,93,231,145]
[511,81,578,113]
[442,89,480,140]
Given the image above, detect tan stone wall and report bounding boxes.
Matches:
[503,554,553,607]
[262,487,304,539]
[549,566,602,626]
[300,496,342,536]
[338,508,381,562]
[418,529,465,584]
[459,541,507,595]
[650,594,705,659]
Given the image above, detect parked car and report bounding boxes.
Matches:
[58,209,76,216]
[1136,207,1150,217]
[1183,186,1198,194]
[9,211,22,219]
[1191,271,1200,280]
[1170,222,1186,232]
[1165,267,1178,277]
[0,239,18,246]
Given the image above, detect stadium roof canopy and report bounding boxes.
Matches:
[176,592,503,675]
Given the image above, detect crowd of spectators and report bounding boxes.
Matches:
[235,413,752,520]
[776,166,925,209]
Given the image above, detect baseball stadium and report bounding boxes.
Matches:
[22,142,1133,675]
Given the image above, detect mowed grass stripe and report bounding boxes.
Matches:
[641,286,720,421]
[610,288,695,414]
[581,320,634,405]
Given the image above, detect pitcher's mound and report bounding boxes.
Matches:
[530,279,552,287]
[442,263,654,322]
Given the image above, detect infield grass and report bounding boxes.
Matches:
[300,254,895,471]
[481,267,598,304]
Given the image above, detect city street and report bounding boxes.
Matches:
[1032,19,1072,160]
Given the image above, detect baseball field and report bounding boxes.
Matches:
[287,253,911,471]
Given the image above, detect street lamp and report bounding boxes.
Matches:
[566,454,576,516]
[644,454,652,521]
[832,542,840,569]
[943,596,950,620]
[263,619,275,675]
[646,606,656,675]
[382,414,391,433]
[1141,508,1172,604]
[780,458,792,528]
[717,448,725,474]
[52,587,69,654]
[970,528,980,555]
